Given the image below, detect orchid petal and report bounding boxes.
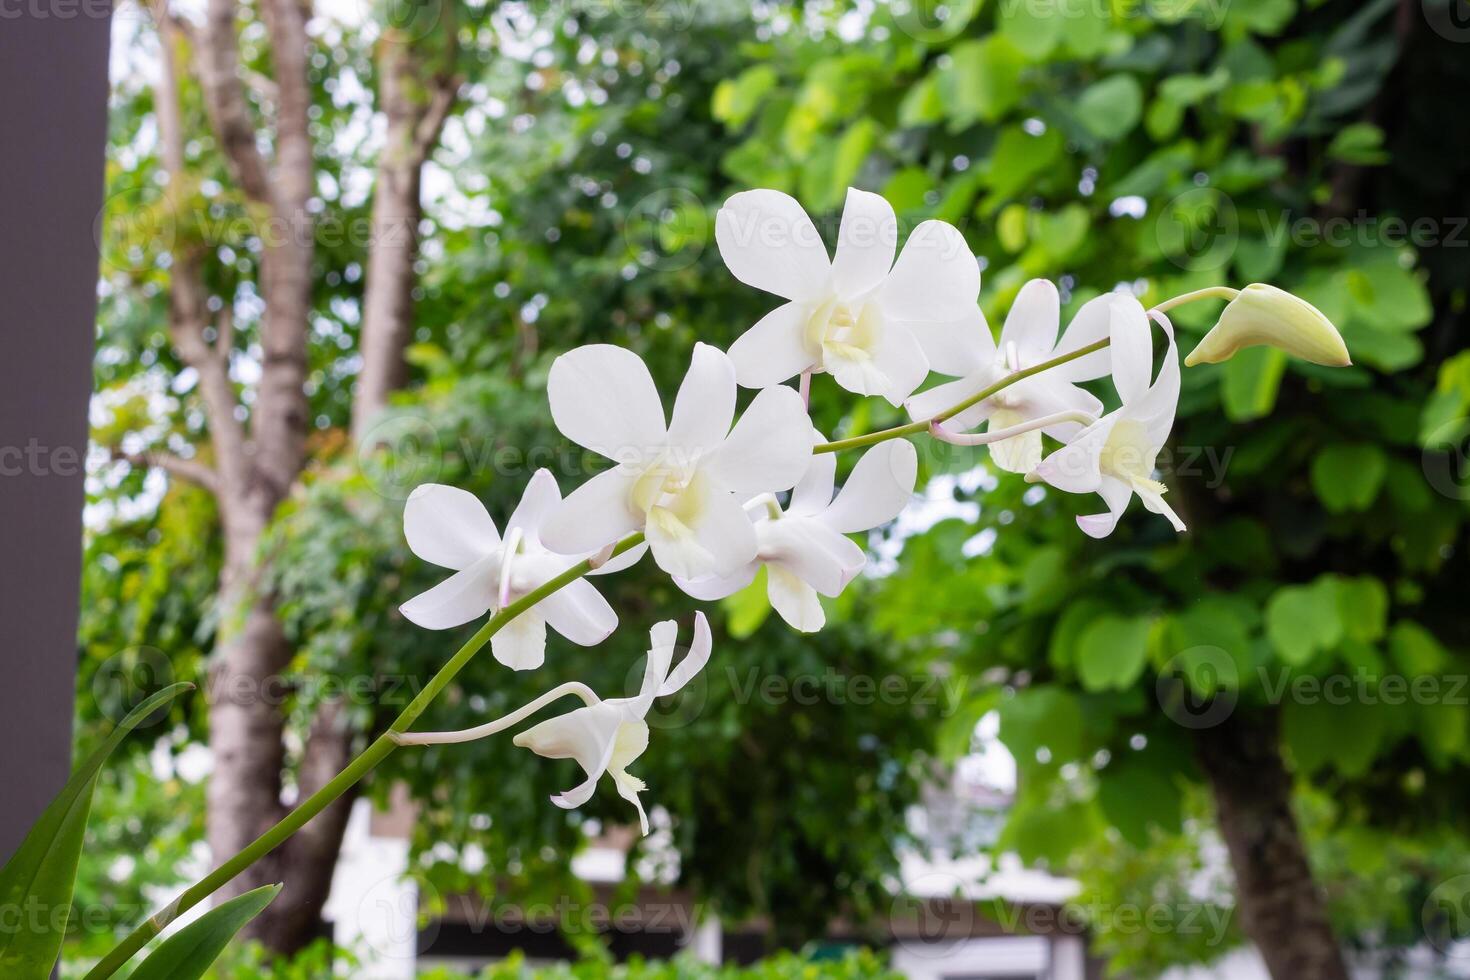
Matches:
[1049,293,1113,383]
[506,469,562,542]
[762,518,866,596]
[870,320,930,406]
[999,279,1060,367]
[548,345,667,463]
[1106,294,1153,404]
[667,343,737,454]
[876,220,980,322]
[515,703,622,808]
[830,187,898,300]
[399,559,496,630]
[902,304,994,378]
[986,410,1044,474]
[822,439,918,534]
[1032,416,1115,493]
[767,565,825,633]
[540,578,617,646]
[541,466,643,556]
[706,385,814,494]
[1076,476,1134,539]
[728,301,818,390]
[404,484,499,570]
[589,541,648,576]
[660,611,712,697]
[491,606,548,670]
[674,561,758,601]
[716,190,831,302]
[788,450,837,517]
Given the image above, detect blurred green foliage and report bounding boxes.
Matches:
[80,0,1470,973]
[423,949,901,980]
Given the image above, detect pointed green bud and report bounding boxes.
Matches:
[1183,283,1350,368]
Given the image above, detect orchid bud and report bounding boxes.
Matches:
[1183,283,1350,368]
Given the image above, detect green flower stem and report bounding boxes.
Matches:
[85,533,645,980]
[814,337,1111,454]
[1152,285,1239,313]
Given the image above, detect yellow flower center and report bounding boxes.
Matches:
[1100,419,1167,496]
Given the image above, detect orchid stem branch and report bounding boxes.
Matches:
[1152,285,1239,313]
[928,410,1096,447]
[85,533,646,980]
[814,337,1111,454]
[390,681,602,746]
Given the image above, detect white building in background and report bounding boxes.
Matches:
[323,762,1105,980]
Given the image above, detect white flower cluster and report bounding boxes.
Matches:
[391,186,1347,832]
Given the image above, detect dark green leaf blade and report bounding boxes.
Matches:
[128,884,281,980]
[0,682,192,978]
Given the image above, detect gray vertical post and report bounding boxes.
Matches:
[0,3,114,854]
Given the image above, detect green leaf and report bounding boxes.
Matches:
[1097,758,1182,847]
[999,686,1085,765]
[1284,699,1383,776]
[1346,259,1433,332]
[1221,346,1287,421]
[1310,443,1386,513]
[129,884,282,980]
[1266,579,1343,666]
[1076,75,1143,140]
[943,37,1026,126]
[1077,615,1152,691]
[999,0,1063,59]
[712,66,778,128]
[1388,620,1447,675]
[0,682,192,978]
[722,566,771,639]
[1337,576,1388,643]
[1327,122,1388,165]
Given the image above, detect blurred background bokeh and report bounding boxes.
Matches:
[79,0,1470,976]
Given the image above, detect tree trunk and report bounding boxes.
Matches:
[142,0,454,956]
[1193,709,1349,980]
[351,34,456,441]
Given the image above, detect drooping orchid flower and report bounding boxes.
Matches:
[399,472,646,670]
[906,281,1150,473]
[1028,310,1186,539]
[394,614,713,835]
[716,187,982,406]
[1184,283,1350,367]
[540,343,814,582]
[675,439,917,631]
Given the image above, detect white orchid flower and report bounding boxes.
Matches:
[676,440,917,632]
[541,342,814,582]
[716,187,982,406]
[395,614,713,836]
[906,281,1151,474]
[1028,310,1186,539]
[399,471,645,670]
